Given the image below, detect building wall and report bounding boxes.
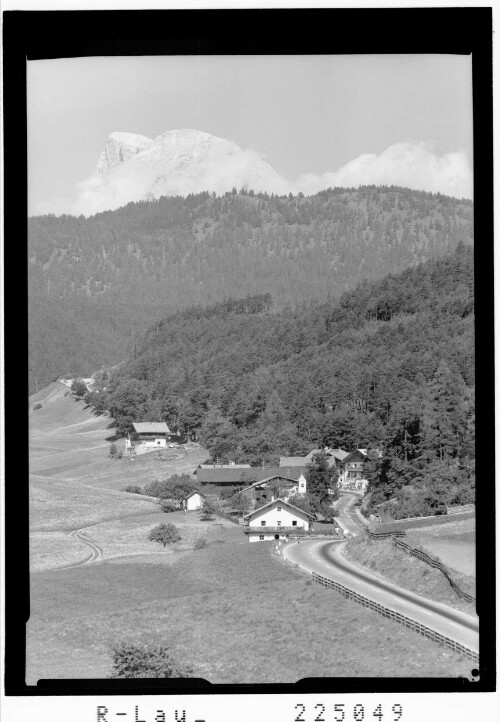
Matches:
[248,532,290,543]
[247,503,310,531]
[186,493,203,511]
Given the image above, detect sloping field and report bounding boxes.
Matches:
[26,527,472,684]
[406,519,476,578]
[29,382,113,478]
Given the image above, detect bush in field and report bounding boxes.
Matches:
[109,642,192,678]
[71,379,88,398]
[230,493,251,517]
[159,499,179,513]
[199,499,217,521]
[109,443,118,458]
[143,474,198,500]
[148,523,181,547]
[194,536,207,550]
[124,485,142,494]
[33,403,42,411]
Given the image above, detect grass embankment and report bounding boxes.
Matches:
[405,519,475,578]
[343,521,476,615]
[27,526,472,684]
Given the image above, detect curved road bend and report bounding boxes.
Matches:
[283,539,478,655]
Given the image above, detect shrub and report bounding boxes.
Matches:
[199,499,217,521]
[71,379,88,398]
[194,536,207,550]
[33,403,42,411]
[109,642,192,678]
[109,443,118,458]
[159,499,178,513]
[124,485,142,494]
[148,523,181,547]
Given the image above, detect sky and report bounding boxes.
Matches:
[27,54,473,215]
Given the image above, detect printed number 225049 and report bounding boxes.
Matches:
[294,703,403,722]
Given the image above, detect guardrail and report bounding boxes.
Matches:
[367,528,406,539]
[372,510,474,532]
[392,537,476,603]
[311,571,478,663]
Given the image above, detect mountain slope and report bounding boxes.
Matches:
[101,244,474,514]
[28,186,473,392]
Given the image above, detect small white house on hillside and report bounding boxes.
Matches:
[184,491,205,511]
[243,497,314,543]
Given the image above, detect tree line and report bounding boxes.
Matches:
[28,185,473,391]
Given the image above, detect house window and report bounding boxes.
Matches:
[261,520,266,526]
[277,506,282,511]
[292,521,297,526]
[259,535,264,540]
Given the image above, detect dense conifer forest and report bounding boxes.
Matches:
[28,186,473,391]
[88,244,474,517]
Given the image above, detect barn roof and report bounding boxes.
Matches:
[244,497,314,520]
[184,490,206,500]
[132,422,170,434]
[279,456,309,467]
[235,474,303,494]
[196,466,306,484]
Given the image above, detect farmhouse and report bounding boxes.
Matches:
[184,490,205,511]
[280,447,349,470]
[195,465,307,489]
[125,422,171,456]
[236,473,307,507]
[337,448,369,492]
[243,497,314,543]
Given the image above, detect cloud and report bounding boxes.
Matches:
[33,139,472,217]
[291,141,473,200]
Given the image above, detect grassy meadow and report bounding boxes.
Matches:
[27,526,472,684]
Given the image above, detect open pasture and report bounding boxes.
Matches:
[27,527,472,684]
[405,518,476,578]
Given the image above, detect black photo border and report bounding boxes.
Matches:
[3,5,494,698]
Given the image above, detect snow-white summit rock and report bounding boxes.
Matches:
[75,129,287,215]
[96,132,154,175]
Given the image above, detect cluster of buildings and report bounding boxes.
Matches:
[194,447,371,495]
[125,422,374,543]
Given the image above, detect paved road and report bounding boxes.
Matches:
[334,492,368,534]
[283,539,479,655]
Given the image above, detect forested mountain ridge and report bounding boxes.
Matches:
[95,244,474,517]
[28,185,473,392]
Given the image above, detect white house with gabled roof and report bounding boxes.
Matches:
[184,490,205,511]
[243,497,314,543]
